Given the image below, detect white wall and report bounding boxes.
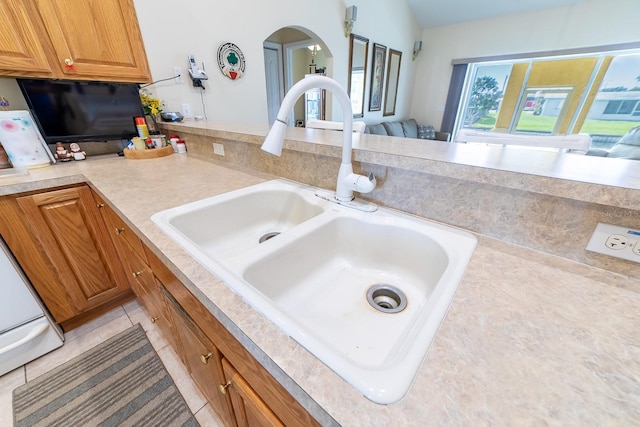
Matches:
[6,1,632,130]
[411,0,640,129]
[0,79,28,110]
[132,0,421,125]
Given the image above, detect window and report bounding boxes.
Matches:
[451,48,640,151]
[514,88,571,135]
[604,101,622,114]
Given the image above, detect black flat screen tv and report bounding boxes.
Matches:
[17,79,144,143]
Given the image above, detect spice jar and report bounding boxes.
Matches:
[169,135,180,153]
[176,140,186,154]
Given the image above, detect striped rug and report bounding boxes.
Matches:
[13,324,199,427]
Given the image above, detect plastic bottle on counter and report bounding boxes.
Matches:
[134,117,150,139]
[169,135,180,153]
[176,140,187,154]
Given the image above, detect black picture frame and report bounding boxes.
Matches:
[368,43,387,112]
[383,49,402,116]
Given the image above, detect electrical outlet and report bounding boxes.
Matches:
[181,103,192,118]
[173,67,183,84]
[213,143,225,156]
[586,223,640,263]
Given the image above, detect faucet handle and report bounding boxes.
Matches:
[352,172,376,194]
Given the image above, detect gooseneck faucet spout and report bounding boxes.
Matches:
[262,75,376,208]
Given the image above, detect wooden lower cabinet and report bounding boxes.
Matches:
[0,183,320,425]
[86,194,320,426]
[0,184,132,330]
[222,358,284,427]
[162,287,236,425]
[95,194,181,353]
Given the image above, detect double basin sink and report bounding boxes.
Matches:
[151,179,477,404]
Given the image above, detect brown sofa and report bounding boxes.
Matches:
[364,119,450,142]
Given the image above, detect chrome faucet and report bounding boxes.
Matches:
[262,75,377,211]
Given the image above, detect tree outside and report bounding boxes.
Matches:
[466,76,502,125]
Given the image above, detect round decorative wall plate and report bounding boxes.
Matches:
[217,42,245,80]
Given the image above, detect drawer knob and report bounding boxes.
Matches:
[96,203,105,208]
[218,380,232,395]
[115,227,125,235]
[200,352,213,365]
[133,271,142,277]
[64,58,74,66]
[151,316,159,323]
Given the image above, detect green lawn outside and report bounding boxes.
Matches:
[580,119,639,136]
[469,112,639,136]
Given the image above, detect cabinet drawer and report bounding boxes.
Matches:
[126,251,158,314]
[96,196,147,263]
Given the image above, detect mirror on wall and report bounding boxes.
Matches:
[348,34,369,118]
[383,49,402,117]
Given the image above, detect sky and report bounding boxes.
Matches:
[601,54,640,89]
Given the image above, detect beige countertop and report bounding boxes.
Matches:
[2,154,639,426]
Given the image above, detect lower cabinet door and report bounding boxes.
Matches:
[163,288,235,426]
[222,358,284,427]
[16,185,129,316]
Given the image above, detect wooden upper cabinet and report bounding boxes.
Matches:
[33,0,151,82]
[16,186,130,314]
[0,0,151,82]
[0,0,53,76]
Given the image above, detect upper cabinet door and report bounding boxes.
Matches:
[34,0,151,82]
[0,0,52,76]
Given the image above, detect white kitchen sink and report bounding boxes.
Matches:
[151,179,477,404]
[152,180,325,260]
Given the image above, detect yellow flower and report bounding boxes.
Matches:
[139,90,163,115]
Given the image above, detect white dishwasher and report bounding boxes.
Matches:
[0,237,63,376]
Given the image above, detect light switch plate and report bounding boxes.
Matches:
[213,143,225,156]
[173,66,184,84]
[586,223,640,263]
[181,103,191,118]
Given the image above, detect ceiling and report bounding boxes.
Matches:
[405,0,589,28]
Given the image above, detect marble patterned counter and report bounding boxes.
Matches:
[1,154,638,426]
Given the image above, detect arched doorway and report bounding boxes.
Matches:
[263,26,332,125]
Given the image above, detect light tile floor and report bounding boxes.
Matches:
[0,299,224,427]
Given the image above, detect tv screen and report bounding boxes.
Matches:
[17,79,144,143]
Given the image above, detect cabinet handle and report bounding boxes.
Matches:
[218,380,232,395]
[133,271,142,278]
[64,58,74,66]
[200,352,213,365]
[96,203,105,208]
[151,316,159,323]
[115,227,125,235]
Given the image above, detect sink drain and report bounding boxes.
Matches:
[258,231,281,244]
[367,284,407,313]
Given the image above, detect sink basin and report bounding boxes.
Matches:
[152,179,477,404]
[151,180,325,261]
[244,216,450,368]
